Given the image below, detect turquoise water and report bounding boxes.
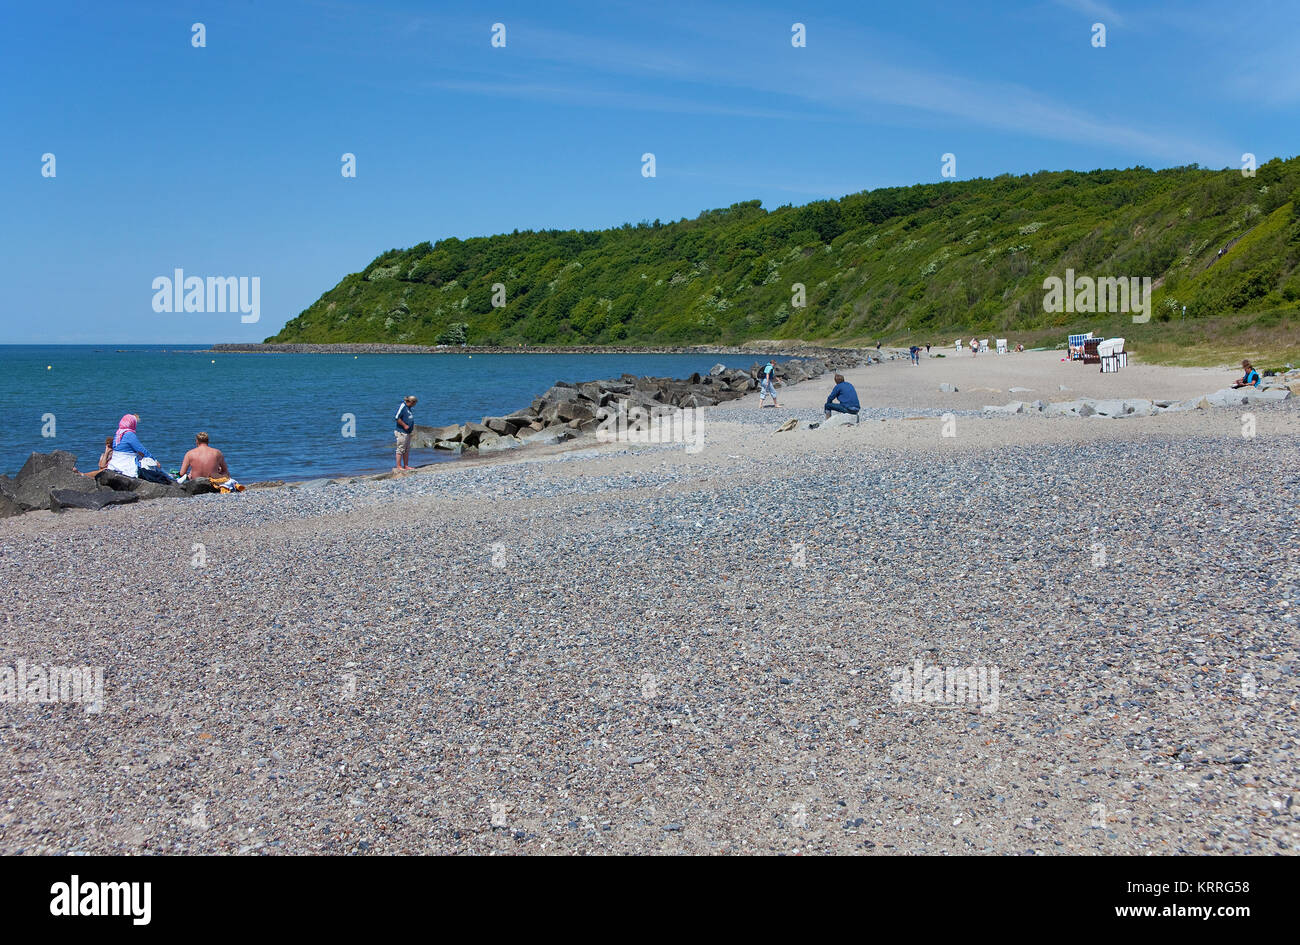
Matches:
[0,346,760,482]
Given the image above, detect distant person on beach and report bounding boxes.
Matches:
[180,432,230,480]
[1232,360,1261,389]
[395,395,417,470]
[925,344,931,354]
[970,339,979,356]
[824,373,860,420]
[106,414,155,477]
[759,360,781,408]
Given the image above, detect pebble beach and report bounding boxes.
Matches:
[2,350,1297,855]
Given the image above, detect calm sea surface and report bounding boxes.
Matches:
[0,346,762,482]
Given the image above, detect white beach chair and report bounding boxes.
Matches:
[996,338,1008,354]
[1099,337,1127,372]
[955,339,963,354]
[980,339,990,355]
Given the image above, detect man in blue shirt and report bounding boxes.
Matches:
[394,395,417,470]
[824,374,860,421]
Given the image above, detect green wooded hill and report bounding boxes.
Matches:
[270,158,1300,348]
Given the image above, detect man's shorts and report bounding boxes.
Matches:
[394,430,411,455]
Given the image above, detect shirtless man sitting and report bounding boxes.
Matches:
[179,432,230,479]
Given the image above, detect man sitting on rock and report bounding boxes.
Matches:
[179,432,230,480]
[1232,360,1261,389]
[824,374,860,421]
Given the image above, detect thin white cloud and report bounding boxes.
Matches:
[429,18,1227,166]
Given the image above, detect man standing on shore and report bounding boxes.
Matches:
[395,395,417,471]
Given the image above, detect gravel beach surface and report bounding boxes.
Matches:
[2,352,1297,855]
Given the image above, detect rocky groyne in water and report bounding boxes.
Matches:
[410,352,865,455]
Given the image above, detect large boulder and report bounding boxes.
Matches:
[1044,401,1084,417]
[1205,388,1249,408]
[132,480,186,501]
[97,470,138,492]
[12,464,98,511]
[181,478,219,496]
[411,424,456,448]
[520,425,573,446]
[478,435,521,454]
[460,421,493,447]
[16,450,78,481]
[556,400,595,423]
[539,385,580,404]
[483,416,520,435]
[51,489,140,511]
[0,492,22,518]
[1244,387,1291,404]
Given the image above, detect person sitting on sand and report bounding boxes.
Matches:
[759,359,781,408]
[824,373,860,420]
[106,414,156,477]
[1232,360,1261,389]
[179,432,230,480]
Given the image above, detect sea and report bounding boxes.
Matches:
[0,346,763,482]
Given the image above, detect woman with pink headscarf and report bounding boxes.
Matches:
[106,414,156,477]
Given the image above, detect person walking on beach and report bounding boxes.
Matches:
[180,432,231,480]
[909,345,920,366]
[395,395,417,470]
[759,359,781,408]
[824,373,860,421]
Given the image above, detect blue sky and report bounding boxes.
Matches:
[1,0,1296,343]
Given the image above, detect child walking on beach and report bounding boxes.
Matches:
[759,360,781,408]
